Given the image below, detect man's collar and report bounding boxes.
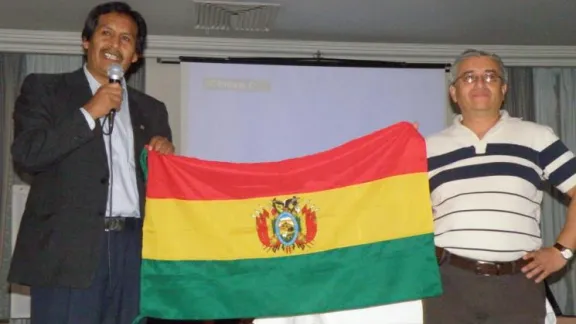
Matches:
[453,109,510,126]
[83,64,127,90]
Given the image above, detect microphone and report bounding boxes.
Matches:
[106,63,124,132]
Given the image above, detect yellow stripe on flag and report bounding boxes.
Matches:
[143,172,432,261]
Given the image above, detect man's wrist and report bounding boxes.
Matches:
[79,107,96,130]
[554,242,574,260]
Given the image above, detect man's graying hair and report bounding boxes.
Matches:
[449,49,508,85]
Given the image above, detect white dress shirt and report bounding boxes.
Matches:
[79,65,140,218]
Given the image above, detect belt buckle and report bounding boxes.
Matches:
[475,260,500,276]
[105,218,125,232]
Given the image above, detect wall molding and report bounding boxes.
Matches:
[2,28,576,66]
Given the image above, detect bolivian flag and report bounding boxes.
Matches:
[139,122,441,321]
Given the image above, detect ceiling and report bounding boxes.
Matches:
[1,0,576,46]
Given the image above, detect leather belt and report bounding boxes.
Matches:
[435,246,529,276]
[104,217,140,232]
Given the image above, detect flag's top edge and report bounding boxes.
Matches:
[146,122,428,200]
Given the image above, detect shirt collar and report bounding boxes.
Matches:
[453,109,510,127]
[83,64,127,94]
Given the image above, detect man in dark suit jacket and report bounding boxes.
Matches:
[8,2,174,323]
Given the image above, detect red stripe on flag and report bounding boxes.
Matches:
[146,122,427,200]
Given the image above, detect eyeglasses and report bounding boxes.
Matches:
[454,72,502,85]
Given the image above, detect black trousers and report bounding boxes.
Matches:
[31,221,142,324]
[423,262,545,324]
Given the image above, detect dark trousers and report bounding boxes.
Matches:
[423,262,545,324]
[31,221,142,324]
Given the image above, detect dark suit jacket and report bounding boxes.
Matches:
[8,68,172,288]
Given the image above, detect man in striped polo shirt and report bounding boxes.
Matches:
[423,49,576,323]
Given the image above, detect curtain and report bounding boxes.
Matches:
[127,58,146,91]
[0,53,26,321]
[24,54,83,75]
[25,54,145,90]
[503,67,535,121]
[534,67,576,315]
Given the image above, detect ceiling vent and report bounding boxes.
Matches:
[193,0,280,33]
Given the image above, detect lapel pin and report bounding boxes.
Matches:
[140,125,145,130]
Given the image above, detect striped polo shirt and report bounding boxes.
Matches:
[426,110,576,262]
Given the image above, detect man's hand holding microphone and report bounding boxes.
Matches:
[83,82,123,120]
[84,63,123,120]
[83,63,175,155]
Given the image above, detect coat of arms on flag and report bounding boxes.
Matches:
[255,196,318,253]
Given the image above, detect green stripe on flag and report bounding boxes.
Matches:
[139,233,441,320]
